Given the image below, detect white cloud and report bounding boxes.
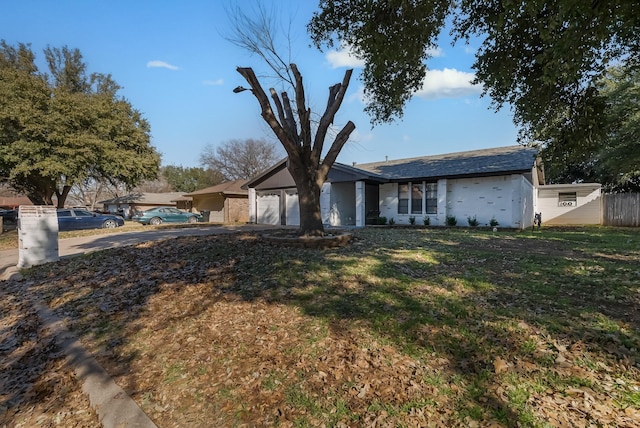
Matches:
[348,85,366,104]
[326,45,365,69]
[203,79,224,86]
[146,60,180,71]
[426,46,444,58]
[414,68,482,100]
[327,45,443,69]
[349,129,374,143]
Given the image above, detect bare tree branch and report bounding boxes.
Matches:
[280,92,299,144]
[312,69,354,165]
[320,121,356,183]
[199,139,280,181]
[291,64,312,150]
[225,2,294,86]
[236,67,297,155]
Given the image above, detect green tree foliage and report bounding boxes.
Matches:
[309,0,452,125]
[309,1,639,148]
[0,41,160,207]
[161,165,225,193]
[541,65,640,192]
[199,138,281,181]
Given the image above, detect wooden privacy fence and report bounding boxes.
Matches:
[602,193,640,226]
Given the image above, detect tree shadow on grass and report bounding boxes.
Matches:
[221,227,640,424]
[3,227,639,426]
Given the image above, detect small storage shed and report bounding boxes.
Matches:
[536,183,602,225]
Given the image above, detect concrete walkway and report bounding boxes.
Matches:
[0,223,288,426]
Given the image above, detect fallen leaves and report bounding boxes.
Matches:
[0,282,98,427]
[2,227,640,427]
[493,357,509,374]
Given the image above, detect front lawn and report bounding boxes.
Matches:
[2,226,639,426]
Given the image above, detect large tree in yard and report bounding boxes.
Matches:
[0,42,160,207]
[540,65,640,192]
[229,6,355,236]
[161,165,225,193]
[236,66,355,236]
[309,0,639,164]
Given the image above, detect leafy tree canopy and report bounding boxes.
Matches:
[0,41,160,207]
[541,65,640,192]
[161,165,225,193]
[309,1,639,144]
[199,138,281,181]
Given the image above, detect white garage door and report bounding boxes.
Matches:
[257,193,280,225]
[285,190,300,226]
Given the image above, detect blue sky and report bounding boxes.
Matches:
[1,0,519,168]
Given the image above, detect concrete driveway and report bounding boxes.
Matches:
[0,224,287,281]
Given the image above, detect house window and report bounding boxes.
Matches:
[411,184,423,214]
[398,183,409,214]
[426,182,437,214]
[558,192,577,207]
[398,182,438,215]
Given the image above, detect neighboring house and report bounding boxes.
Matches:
[245,145,602,229]
[183,180,249,223]
[98,192,192,218]
[0,196,32,209]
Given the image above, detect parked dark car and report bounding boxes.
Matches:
[132,207,201,225]
[57,208,124,231]
[0,209,18,231]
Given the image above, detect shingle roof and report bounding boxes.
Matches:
[354,145,538,180]
[0,196,32,208]
[183,179,248,196]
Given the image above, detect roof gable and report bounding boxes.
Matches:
[245,159,387,189]
[184,179,249,196]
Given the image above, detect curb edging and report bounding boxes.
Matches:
[32,299,157,428]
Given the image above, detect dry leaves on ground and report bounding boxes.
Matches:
[0,283,98,427]
[1,228,639,427]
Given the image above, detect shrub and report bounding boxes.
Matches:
[489,217,499,227]
[423,216,430,226]
[408,216,416,225]
[446,215,457,226]
[377,216,387,225]
[388,217,396,225]
[467,215,479,227]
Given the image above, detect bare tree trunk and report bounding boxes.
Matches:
[55,185,71,208]
[236,65,355,236]
[288,157,324,235]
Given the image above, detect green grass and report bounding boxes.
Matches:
[0,228,18,249]
[13,225,640,426]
